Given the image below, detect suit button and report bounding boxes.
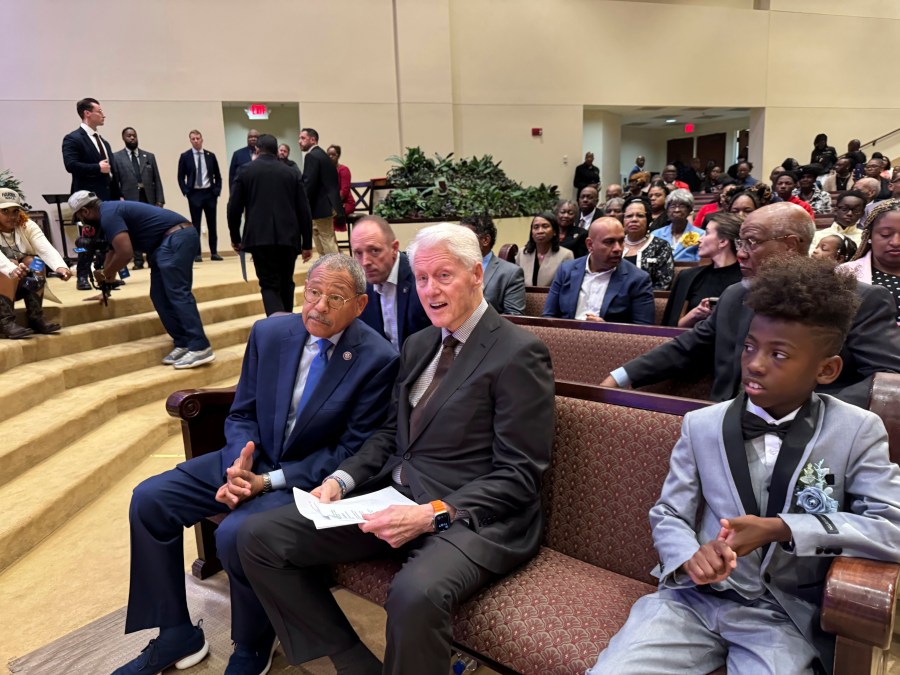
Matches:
[763,573,771,583]
[815,547,824,555]
[402,452,411,460]
[834,548,843,555]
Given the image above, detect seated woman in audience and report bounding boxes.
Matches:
[701,164,721,193]
[661,212,742,326]
[812,234,858,264]
[694,182,738,228]
[0,190,71,338]
[651,189,704,262]
[646,180,670,232]
[727,188,762,219]
[627,171,650,199]
[603,197,625,222]
[842,199,900,324]
[516,211,574,286]
[621,197,674,290]
[555,199,588,258]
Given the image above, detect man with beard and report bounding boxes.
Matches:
[113,127,165,268]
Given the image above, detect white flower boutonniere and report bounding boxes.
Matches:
[795,459,838,514]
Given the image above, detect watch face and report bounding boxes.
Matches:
[434,511,451,532]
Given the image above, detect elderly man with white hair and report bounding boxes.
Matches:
[237,223,556,675]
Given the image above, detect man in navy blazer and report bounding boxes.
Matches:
[113,254,400,675]
[351,215,430,349]
[177,130,223,261]
[228,128,259,189]
[543,217,655,324]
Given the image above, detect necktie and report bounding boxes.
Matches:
[93,133,107,160]
[296,338,331,415]
[131,150,142,182]
[195,152,203,188]
[409,335,460,439]
[741,409,793,440]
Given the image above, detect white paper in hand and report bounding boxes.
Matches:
[293,486,418,529]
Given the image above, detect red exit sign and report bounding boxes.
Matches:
[246,104,270,120]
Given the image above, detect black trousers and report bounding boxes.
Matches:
[237,502,494,675]
[248,245,298,315]
[186,189,218,255]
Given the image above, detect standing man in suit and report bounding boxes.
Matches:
[113,127,165,269]
[62,97,121,290]
[227,134,313,316]
[111,254,400,675]
[298,127,341,256]
[459,214,525,315]
[601,203,900,406]
[238,223,555,675]
[577,185,604,230]
[543,217,655,324]
[177,129,223,262]
[228,128,259,189]
[351,215,431,349]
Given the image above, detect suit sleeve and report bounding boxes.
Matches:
[780,414,900,562]
[210,154,222,197]
[106,142,121,200]
[541,264,565,317]
[150,154,164,204]
[226,176,246,245]
[631,272,656,325]
[302,153,320,204]
[177,154,188,196]
[501,265,526,315]
[229,152,239,190]
[649,412,704,587]
[295,177,313,251]
[62,134,101,177]
[220,323,264,477]
[279,351,401,489]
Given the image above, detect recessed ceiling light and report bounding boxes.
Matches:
[665,118,677,124]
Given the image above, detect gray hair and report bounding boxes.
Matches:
[407,222,481,270]
[604,197,625,213]
[665,188,695,210]
[307,253,366,294]
[755,203,816,255]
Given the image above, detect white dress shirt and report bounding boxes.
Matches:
[194,150,210,189]
[574,257,615,320]
[745,399,801,475]
[375,255,401,349]
[82,123,112,175]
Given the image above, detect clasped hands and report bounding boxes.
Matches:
[680,516,792,585]
[215,441,266,509]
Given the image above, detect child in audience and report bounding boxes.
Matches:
[588,256,900,675]
[812,234,858,264]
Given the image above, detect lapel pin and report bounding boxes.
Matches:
[343,351,352,360]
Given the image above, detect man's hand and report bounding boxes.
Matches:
[93,269,111,284]
[312,478,343,503]
[99,159,111,174]
[600,374,620,388]
[155,202,164,208]
[678,298,712,328]
[682,540,737,585]
[215,442,264,509]
[55,267,72,281]
[717,516,792,557]
[301,249,313,263]
[232,242,242,253]
[584,313,605,323]
[359,504,434,548]
[9,263,27,280]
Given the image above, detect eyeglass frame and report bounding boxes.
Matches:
[734,234,794,252]
[303,286,364,310]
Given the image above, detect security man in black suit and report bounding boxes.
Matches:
[298,127,342,255]
[227,134,313,315]
[229,128,259,189]
[62,97,121,289]
[113,127,165,269]
[177,130,223,262]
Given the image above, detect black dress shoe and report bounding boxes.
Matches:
[77,276,91,291]
[210,254,223,261]
[133,263,144,270]
[194,256,202,263]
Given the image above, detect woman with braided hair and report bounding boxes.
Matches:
[841,199,900,324]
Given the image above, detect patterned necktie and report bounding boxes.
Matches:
[93,133,107,160]
[409,335,460,438]
[131,150,142,182]
[741,409,793,440]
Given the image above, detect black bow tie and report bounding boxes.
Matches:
[741,409,793,440]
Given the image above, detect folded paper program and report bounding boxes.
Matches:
[292,486,417,529]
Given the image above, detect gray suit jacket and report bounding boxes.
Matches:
[337,305,555,574]
[651,394,900,671]
[113,148,165,205]
[483,254,525,315]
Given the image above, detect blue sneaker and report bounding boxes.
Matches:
[224,634,278,675]
[112,622,209,674]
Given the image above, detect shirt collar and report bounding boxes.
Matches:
[375,255,401,294]
[442,298,488,345]
[745,397,802,425]
[585,256,616,276]
[81,123,98,136]
[306,330,345,350]
[833,223,859,235]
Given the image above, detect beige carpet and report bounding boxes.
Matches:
[7,573,385,675]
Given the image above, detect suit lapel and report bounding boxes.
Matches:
[600,265,624,318]
[272,321,309,459]
[396,257,414,342]
[730,288,754,388]
[398,328,442,449]
[566,260,587,314]
[483,255,499,293]
[765,395,821,519]
[722,394,760,517]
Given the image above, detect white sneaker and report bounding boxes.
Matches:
[162,347,189,365]
[173,347,216,369]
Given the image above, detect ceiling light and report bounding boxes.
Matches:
[665,118,677,124]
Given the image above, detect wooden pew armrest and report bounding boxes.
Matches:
[166,386,237,460]
[821,556,900,649]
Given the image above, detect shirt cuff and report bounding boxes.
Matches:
[329,470,356,496]
[610,367,632,388]
[268,469,286,490]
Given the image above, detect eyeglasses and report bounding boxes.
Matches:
[303,287,361,310]
[734,235,792,252]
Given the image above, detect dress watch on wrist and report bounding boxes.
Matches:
[431,500,451,532]
[261,473,272,494]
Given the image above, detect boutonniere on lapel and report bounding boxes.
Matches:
[794,459,838,514]
[680,232,700,247]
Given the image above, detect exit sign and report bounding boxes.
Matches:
[246,104,269,120]
[684,123,695,133]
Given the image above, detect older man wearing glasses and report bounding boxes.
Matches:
[602,202,900,407]
[112,253,399,675]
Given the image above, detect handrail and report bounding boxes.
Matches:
[861,127,900,149]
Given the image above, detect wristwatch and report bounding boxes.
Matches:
[261,473,272,494]
[431,500,451,532]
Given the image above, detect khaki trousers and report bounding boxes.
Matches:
[312,216,339,255]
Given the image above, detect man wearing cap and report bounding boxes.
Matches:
[68,191,215,369]
[793,164,832,215]
[62,97,121,290]
[0,189,71,338]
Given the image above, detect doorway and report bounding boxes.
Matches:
[221,102,301,174]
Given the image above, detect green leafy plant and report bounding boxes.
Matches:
[376,148,558,221]
[0,169,25,201]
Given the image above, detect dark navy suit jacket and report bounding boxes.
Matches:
[542,256,655,324]
[177,148,222,197]
[178,314,399,490]
[229,146,254,189]
[61,127,120,200]
[358,253,431,348]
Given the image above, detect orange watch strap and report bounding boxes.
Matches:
[430,500,447,514]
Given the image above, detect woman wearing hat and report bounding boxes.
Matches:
[0,189,71,338]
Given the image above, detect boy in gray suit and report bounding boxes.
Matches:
[589,256,900,675]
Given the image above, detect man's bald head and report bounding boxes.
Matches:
[744,202,815,254]
[855,177,881,203]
